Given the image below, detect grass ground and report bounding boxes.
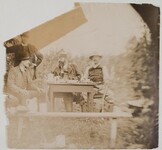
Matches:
[7,114,149,149]
[7,117,118,149]
[6,80,154,149]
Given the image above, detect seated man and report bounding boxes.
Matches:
[83,52,114,112]
[52,50,81,112]
[6,51,45,112]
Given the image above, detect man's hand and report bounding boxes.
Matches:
[36,88,45,94]
[6,94,19,107]
[105,79,111,85]
[30,63,37,68]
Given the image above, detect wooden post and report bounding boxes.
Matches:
[89,92,94,112]
[17,117,24,141]
[110,118,117,148]
[87,92,90,112]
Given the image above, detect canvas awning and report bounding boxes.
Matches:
[5,6,87,50]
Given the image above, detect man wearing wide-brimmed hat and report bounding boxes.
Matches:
[52,49,81,112]
[6,51,45,111]
[82,52,114,112]
[4,31,43,80]
[84,52,109,83]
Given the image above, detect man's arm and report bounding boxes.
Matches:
[27,70,44,93]
[74,64,82,79]
[7,68,23,94]
[29,44,43,66]
[27,70,39,90]
[35,50,43,66]
[70,64,81,80]
[102,66,109,83]
[52,67,60,76]
[83,67,89,80]
[28,82,39,91]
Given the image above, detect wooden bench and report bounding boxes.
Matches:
[7,110,132,148]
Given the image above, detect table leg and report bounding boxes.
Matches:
[110,118,117,148]
[87,93,90,112]
[89,92,94,112]
[49,89,54,112]
[87,92,94,112]
[53,95,56,112]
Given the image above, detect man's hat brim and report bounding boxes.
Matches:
[89,55,102,60]
[20,57,30,61]
[59,53,67,57]
[58,53,68,58]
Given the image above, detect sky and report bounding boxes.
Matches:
[40,3,148,57]
[0,0,74,41]
[0,1,75,149]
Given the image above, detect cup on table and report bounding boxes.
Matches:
[54,76,62,82]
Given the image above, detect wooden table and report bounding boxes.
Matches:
[47,82,95,112]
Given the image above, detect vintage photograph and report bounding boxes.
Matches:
[3,2,159,149]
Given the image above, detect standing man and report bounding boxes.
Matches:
[4,32,43,80]
[52,50,81,112]
[6,51,45,111]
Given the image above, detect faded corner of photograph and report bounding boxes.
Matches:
[3,2,159,149]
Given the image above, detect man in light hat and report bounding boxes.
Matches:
[83,52,114,112]
[84,52,109,83]
[6,51,45,111]
[4,32,43,80]
[52,49,81,112]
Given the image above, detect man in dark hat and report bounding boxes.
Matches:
[4,32,43,80]
[53,49,81,80]
[52,49,81,112]
[6,51,45,111]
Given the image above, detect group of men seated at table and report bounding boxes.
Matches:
[5,32,114,113]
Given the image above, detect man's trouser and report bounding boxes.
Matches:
[81,84,114,112]
[8,90,46,106]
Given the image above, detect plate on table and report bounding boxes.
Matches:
[80,80,93,84]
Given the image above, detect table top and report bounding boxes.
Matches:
[46,80,96,86]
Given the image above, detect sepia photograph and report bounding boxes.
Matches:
[1,1,160,149]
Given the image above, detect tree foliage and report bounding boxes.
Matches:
[109,25,156,100]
